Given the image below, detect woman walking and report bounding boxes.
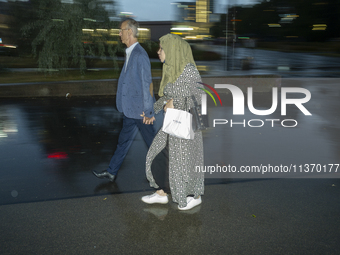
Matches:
[141,34,205,210]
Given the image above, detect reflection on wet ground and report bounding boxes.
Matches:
[0,97,123,204]
[0,78,340,206]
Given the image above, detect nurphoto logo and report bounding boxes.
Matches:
[200,84,312,128]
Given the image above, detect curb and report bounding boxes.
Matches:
[0,75,280,98]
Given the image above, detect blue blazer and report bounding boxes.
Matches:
[116,43,155,119]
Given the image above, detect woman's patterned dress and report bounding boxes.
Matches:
[145,63,205,208]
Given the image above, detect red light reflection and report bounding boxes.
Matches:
[47,152,68,159]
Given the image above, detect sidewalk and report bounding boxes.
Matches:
[1,178,339,254]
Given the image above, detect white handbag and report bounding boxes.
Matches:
[162,108,194,139]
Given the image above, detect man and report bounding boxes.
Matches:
[93,18,156,182]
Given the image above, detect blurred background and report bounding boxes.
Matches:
[0,0,340,83]
[1,0,340,208]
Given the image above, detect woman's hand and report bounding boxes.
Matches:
[164,99,174,112]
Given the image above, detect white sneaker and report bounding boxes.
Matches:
[178,196,202,210]
[141,192,169,204]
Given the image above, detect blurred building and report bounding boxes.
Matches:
[171,0,216,40]
[174,0,215,22]
[0,2,17,54]
[174,2,196,22]
[85,1,218,43]
[138,21,172,42]
[0,3,10,42]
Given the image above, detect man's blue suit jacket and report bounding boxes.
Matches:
[116,43,155,119]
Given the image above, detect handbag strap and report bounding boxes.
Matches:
[191,95,199,107]
[184,95,199,111]
[184,97,189,112]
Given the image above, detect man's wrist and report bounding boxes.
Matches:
[144,113,154,118]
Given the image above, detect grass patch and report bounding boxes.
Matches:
[0,68,163,84]
[0,56,164,84]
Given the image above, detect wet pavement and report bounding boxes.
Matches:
[1,78,340,254]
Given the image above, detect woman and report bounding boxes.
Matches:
[141,34,204,210]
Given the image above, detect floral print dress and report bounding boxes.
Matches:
[145,63,205,208]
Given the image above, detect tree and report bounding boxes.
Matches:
[22,0,121,73]
[222,0,339,42]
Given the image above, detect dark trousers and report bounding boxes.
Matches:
[151,139,170,193]
[107,115,156,175]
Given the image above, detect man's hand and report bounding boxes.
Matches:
[164,99,174,112]
[140,112,155,125]
[144,116,155,125]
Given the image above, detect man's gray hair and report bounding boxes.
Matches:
[124,18,139,38]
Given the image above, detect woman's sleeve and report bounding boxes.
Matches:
[154,95,170,114]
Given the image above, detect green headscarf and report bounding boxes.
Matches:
[158,34,197,97]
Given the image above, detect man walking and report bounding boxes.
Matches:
[93,18,156,182]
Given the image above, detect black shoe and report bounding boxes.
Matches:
[92,170,115,182]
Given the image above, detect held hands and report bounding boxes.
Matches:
[140,98,174,124]
[140,112,156,125]
[164,99,174,112]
